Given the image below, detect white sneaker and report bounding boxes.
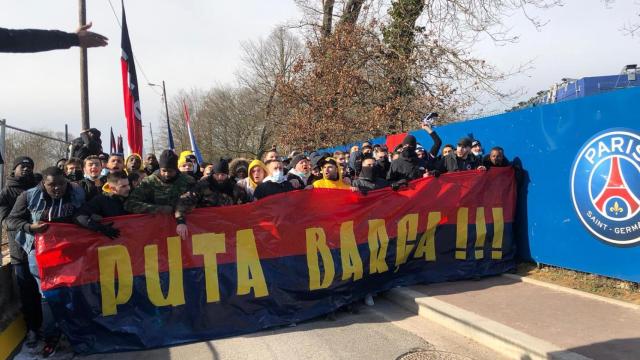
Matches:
[364,294,375,306]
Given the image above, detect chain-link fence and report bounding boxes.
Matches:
[0,119,71,257]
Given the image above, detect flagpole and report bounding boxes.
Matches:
[79,0,90,130]
[162,81,174,150]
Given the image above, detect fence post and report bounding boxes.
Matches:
[0,119,6,190]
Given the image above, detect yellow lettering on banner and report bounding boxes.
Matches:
[144,236,185,307]
[367,219,389,274]
[414,212,440,261]
[475,207,487,259]
[98,245,133,316]
[305,228,335,290]
[340,221,363,281]
[192,233,226,303]
[455,208,469,260]
[236,229,269,298]
[492,208,504,259]
[395,213,418,270]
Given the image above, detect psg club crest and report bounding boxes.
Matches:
[571,128,640,246]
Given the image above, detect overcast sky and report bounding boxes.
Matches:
[1,1,638,155]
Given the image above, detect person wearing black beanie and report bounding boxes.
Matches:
[125,149,196,241]
[387,133,425,183]
[158,149,179,170]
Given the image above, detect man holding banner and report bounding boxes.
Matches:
[125,150,195,240]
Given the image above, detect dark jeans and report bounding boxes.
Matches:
[13,260,43,332]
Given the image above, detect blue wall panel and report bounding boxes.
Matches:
[406,87,640,281]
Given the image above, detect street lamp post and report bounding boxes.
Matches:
[148,81,174,150]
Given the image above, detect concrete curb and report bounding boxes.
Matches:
[501,273,640,311]
[385,287,592,360]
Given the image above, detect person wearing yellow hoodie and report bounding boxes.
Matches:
[312,156,351,190]
[236,159,267,201]
[125,153,143,175]
[178,150,200,180]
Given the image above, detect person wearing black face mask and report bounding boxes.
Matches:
[352,156,389,193]
[387,134,425,182]
[64,157,84,182]
[0,156,42,347]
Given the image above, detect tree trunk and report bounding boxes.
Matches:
[322,0,335,37]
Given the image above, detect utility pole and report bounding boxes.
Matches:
[149,81,174,150]
[79,0,90,130]
[149,122,156,154]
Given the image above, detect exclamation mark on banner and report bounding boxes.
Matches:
[474,207,487,259]
[455,207,468,260]
[492,208,504,259]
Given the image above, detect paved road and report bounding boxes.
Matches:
[16,299,505,360]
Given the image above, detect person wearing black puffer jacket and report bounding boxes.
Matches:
[0,156,42,347]
[352,156,389,193]
[74,171,129,240]
[387,134,424,182]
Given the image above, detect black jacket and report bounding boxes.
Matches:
[79,176,106,201]
[387,153,425,182]
[0,27,79,53]
[352,177,389,193]
[440,153,481,173]
[254,181,295,200]
[0,175,38,263]
[70,132,102,160]
[0,175,38,224]
[74,193,128,230]
[482,154,510,169]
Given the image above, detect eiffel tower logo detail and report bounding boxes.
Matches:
[593,157,640,217]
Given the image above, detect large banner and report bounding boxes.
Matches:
[36,168,516,354]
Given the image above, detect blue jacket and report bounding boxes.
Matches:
[7,182,85,252]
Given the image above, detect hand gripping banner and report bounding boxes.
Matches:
[36,168,516,354]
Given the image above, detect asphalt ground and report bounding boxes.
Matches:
[14,298,506,360]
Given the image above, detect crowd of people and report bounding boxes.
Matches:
[0,124,511,357]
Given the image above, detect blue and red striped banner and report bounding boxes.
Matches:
[36,168,516,354]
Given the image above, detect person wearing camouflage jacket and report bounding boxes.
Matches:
[125,150,195,240]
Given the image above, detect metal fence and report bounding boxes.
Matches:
[0,118,70,251]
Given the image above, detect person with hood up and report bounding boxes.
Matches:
[6,166,85,358]
[351,156,389,193]
[143,153,159,175]
[254,159,296,200]
[312,156,351,190]
[178,150,200,180]
[237,159,267,201]
[387,134,425,183]
[79,155,105,201]
[125,150,196,241]
[229,158,249,181]
[0,156,42,348]
[74,171,129,238]
[287,154,311,189]
[125,153,144,175]
[69,127,102,160]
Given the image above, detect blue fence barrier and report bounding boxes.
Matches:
[320,87,640,281]
[407,87,640,282]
